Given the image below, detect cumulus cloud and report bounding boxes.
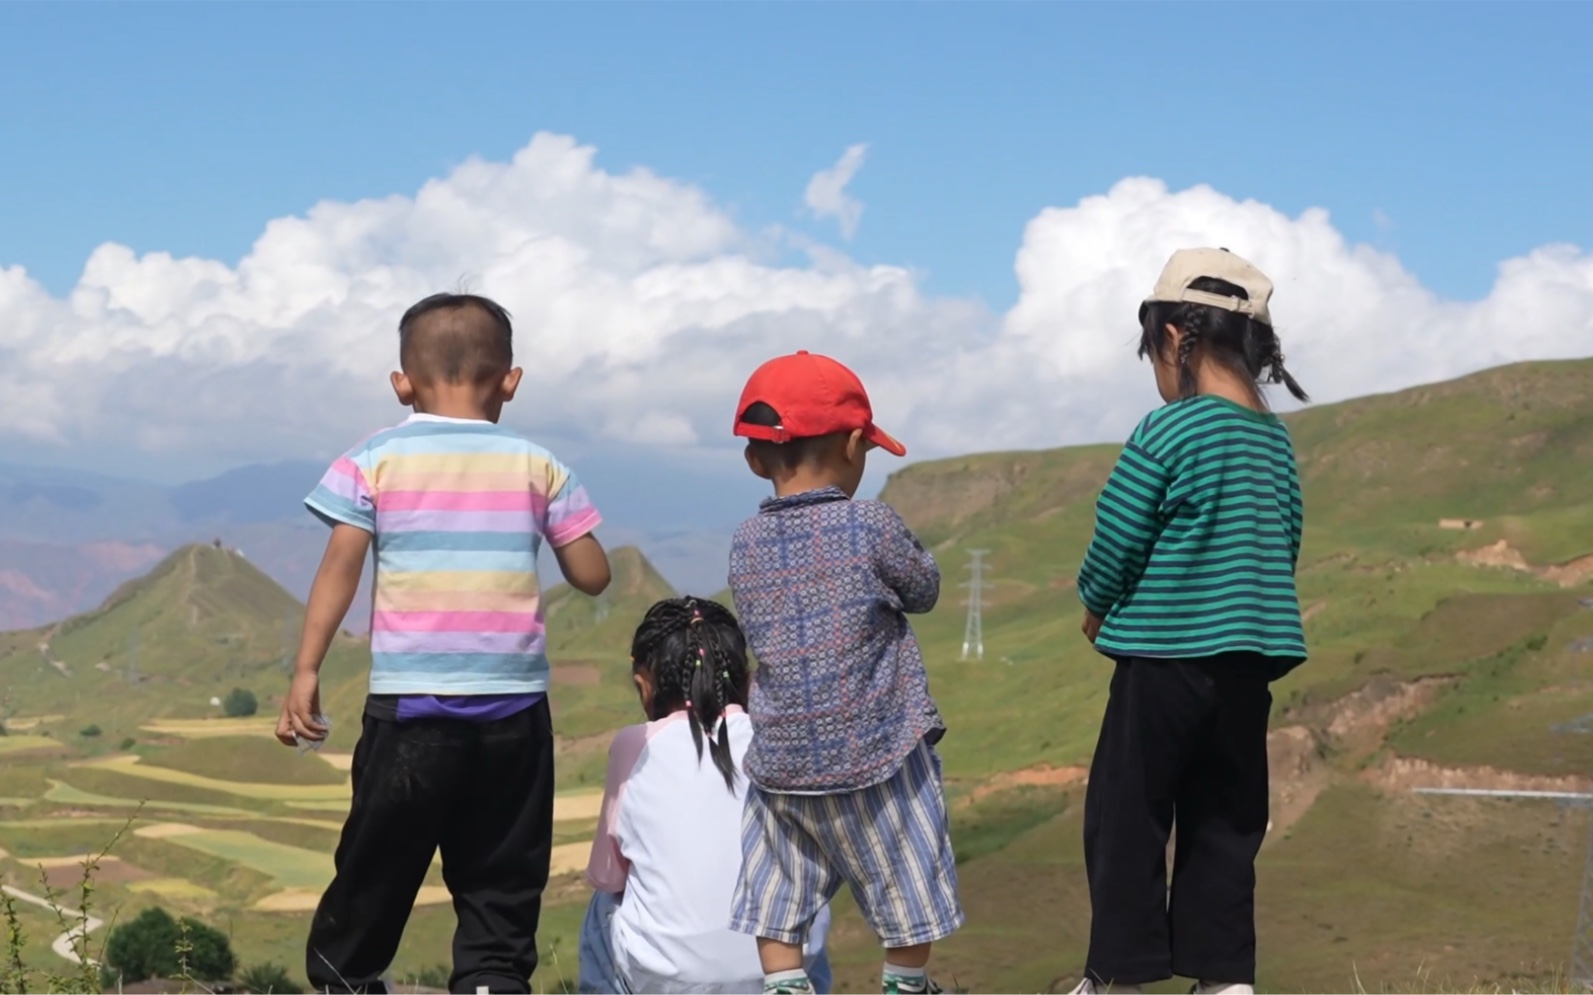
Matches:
[1,136,1590,479]
[803,144,869,240]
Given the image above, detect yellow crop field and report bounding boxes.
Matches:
[3,716,64,731]
[78,755,349,801]
[284,800,348,812]
[140,718,279,739]
[553,792,602,823]
[0,736,62,756]
[127,878,220,901]
[549,842,587,877]
[45,779,258,817]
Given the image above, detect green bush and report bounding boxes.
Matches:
[224,688,260,718]
[104,906,236,983]
[119,737,137,750]
[79,724,102,738]
[239,961,301,993]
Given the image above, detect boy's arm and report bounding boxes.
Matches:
[276,524,370,747]
[1076,441,1171,621]
[554,534,611,597]
[542,461,610,597]
[874,507,940,615]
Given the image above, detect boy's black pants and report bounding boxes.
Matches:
[1082,656,1272,987]
[307,700,554,994]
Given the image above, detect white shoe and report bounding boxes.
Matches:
[1193,984,1254,995]
[1068,981,1143,995]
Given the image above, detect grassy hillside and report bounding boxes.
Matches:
[3,358,1593,992]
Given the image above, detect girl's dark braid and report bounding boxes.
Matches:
[1174,305,1209,399]
[629,597,749,791]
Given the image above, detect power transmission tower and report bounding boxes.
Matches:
[1414,711,1593,992]
[960,550,989,661]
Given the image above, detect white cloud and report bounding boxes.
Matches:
[1,140,1590,480]
[803,144,869,240]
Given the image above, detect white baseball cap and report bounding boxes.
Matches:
[1143,247,1273,327]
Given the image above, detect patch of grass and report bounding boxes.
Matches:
[950,785,1069,867]
[138,827,333,892]
[141,735,346,786]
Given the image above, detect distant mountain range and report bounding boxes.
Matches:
[0,455,741,630]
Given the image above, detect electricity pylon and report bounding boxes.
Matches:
[960,550,989,661]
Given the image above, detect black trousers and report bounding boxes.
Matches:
[1082,656,1272,987]
[306,700,555,994]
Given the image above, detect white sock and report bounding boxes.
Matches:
[1196,984,1253,995]
[883,961,928,983]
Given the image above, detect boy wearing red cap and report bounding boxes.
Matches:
[725,351,963,995]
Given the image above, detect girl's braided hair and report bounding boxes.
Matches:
[630,597,750,791]
[1138,276,1309,406]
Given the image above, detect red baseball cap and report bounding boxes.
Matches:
[733,351,907,457]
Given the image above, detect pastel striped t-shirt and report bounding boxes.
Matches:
[305,413,602,698]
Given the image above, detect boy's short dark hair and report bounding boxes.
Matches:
[398,293,514,384]
[739,402,841,473]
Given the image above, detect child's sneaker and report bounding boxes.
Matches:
[1191,985,1253,995]
[1070,981,1142,995]
[882,973,942,994]
[764,974,816,995]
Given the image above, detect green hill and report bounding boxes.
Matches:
[544,545,678,655]
[0,542,367,737]
[4,360,1593,992]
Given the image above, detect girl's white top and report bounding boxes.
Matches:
[586,706,829,993]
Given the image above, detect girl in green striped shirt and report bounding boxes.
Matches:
[1069,249,1309,995]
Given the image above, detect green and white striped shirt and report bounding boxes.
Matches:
[1077,395,1306,665]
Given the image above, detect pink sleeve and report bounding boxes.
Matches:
[585,724,647,893]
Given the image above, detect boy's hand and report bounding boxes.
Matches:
[276,671,326,747]
[1082,610,1103,644]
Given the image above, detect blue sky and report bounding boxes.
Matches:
[4,2,1590,312]
[2,2,1592,593]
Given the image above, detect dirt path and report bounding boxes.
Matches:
[1,883,102,965]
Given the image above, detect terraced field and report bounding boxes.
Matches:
[4,360,1593,991]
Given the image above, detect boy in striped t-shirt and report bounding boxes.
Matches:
[1070,250,1310,995]
[276,293,610,994]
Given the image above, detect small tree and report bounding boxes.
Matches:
[223,688,259,718]
[105,907,236,983]
[80,724,102,738]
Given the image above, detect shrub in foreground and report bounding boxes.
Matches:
[104,906,236,983]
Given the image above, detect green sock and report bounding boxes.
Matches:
[764,969,813,994]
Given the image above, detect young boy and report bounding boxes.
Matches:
[725,350,963,995]
[276,293,611,995]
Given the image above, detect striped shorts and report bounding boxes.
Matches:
[729,740,964,948]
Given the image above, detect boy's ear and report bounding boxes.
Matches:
[744,445,773,481]
[845,428,868,463]
[390,371,416,406]
[499,367,523,401]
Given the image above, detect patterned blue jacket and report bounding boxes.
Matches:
[728,487,944,793]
